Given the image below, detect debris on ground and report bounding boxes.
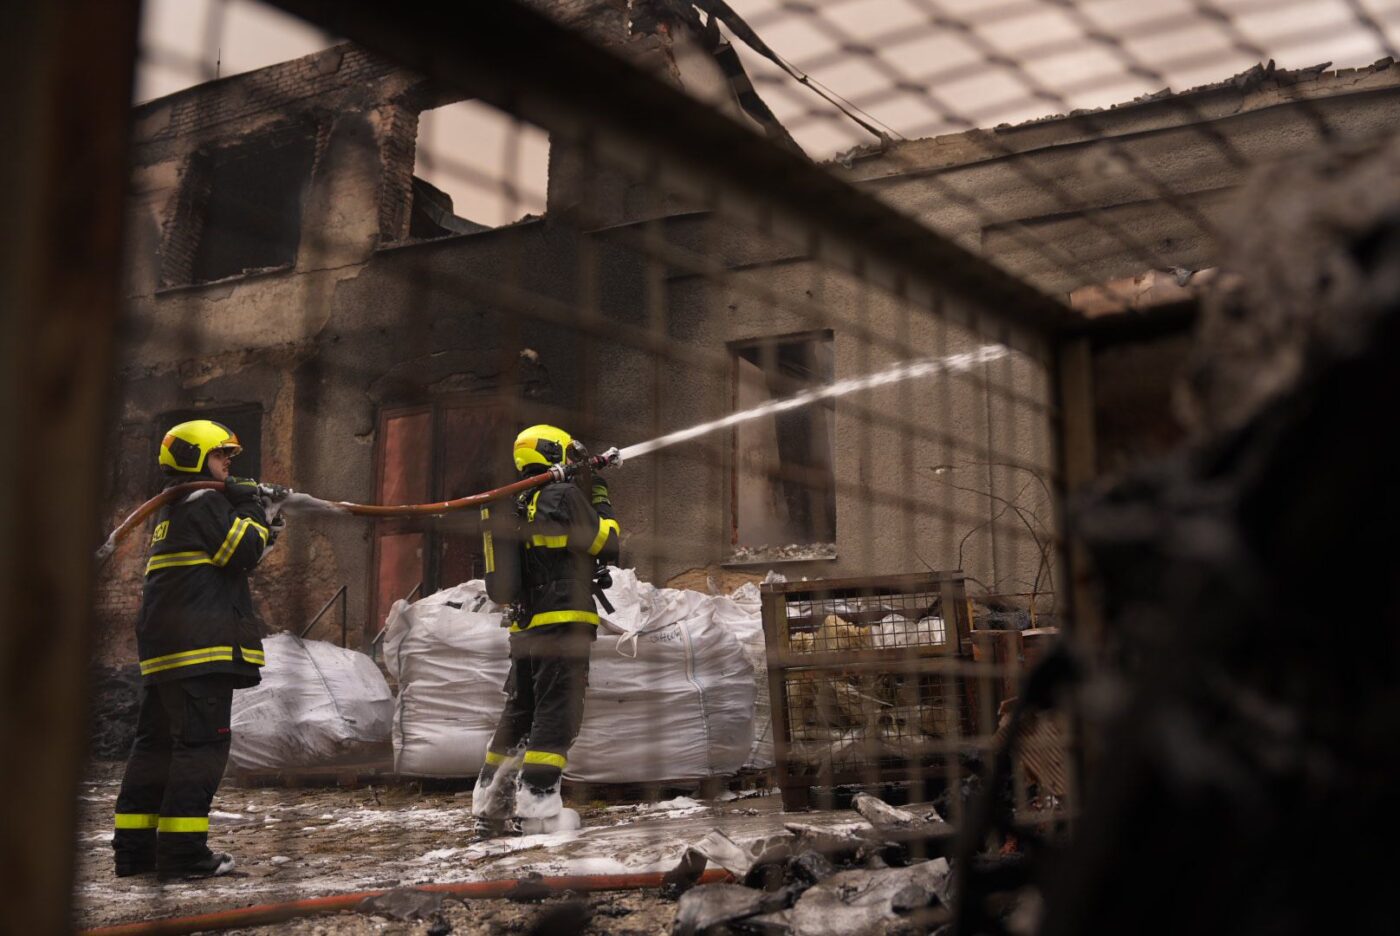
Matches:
[72,762,875,932]
[663,792,959,935]
[356,886,444,921]
[785,859,951,935]
[660,847,710,898]
[851,793,929,830]
[674,882,793,935]
[74,756,996,935]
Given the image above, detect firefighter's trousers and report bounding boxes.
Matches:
[113,674,236,872]
[485,621,595,799]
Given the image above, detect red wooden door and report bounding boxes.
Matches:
[369,407,431,641]
[369,401,514,642]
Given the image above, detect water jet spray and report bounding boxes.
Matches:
[97,344,1006,564]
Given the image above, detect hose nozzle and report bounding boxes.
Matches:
[554,446,621,482]
[590,447,622,471]
[258,482,293,502]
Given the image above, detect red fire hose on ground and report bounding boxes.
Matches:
[80,868,730,936]
[95,448,622,565]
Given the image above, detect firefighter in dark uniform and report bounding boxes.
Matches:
[472,425,620,833]
[113,419,279,879]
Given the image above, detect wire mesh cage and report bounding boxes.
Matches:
[763,572,991,812]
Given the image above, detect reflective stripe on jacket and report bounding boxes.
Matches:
[135,486,268,685]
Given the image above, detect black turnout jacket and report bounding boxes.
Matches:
[134,484,269,684]
[516,476,620,632]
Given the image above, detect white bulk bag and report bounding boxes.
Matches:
[229,634,393,771]
[567,570,756,782]
[384,571,759,782]
[712,582,773,769]
[383,581,511,778]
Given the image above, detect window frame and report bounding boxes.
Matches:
[728,328,837,559]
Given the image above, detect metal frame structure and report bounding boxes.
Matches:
[761,571,982,811]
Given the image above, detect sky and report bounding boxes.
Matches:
[136,0,1400,224]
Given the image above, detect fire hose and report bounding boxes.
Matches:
[79,868,731,936]
[94,447,622,565]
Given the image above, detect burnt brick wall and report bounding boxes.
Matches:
[156,156,212,288]
[376,103,421,243]
[141,46,400,145]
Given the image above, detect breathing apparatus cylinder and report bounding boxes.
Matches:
[481,503,524,607]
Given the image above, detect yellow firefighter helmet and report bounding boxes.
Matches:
[158,419,243,474]
[513,424,572,473]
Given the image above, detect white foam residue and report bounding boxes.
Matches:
[606,796,707,816]
[414,847,466,863]
[717,788,780,802]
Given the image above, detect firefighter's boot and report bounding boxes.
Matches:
[471,751,523,838]
[158,851,235,881]
[514,768,578,835]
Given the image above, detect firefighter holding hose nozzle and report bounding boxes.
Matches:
[472,424,621,836]
[113,419,287,879]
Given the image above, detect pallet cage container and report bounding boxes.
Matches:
[762,572,988,811]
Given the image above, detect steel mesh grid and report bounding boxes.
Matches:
[783,588,949,651]
[762,573,1072,822]
[58,0,1398,927]
[782,669,963,764]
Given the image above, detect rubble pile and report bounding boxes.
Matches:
[668,794,955,936]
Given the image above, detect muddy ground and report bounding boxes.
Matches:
[73,762,871,933]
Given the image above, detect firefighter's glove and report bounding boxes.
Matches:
[259,482,291,502]
[223,477,263,505]
[590,476,611,507]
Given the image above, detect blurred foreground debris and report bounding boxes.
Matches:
[1046,133,1400,935]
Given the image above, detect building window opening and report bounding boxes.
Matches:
[411,99,549,235]
[175,128,316,286]
[732,331,836,561]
